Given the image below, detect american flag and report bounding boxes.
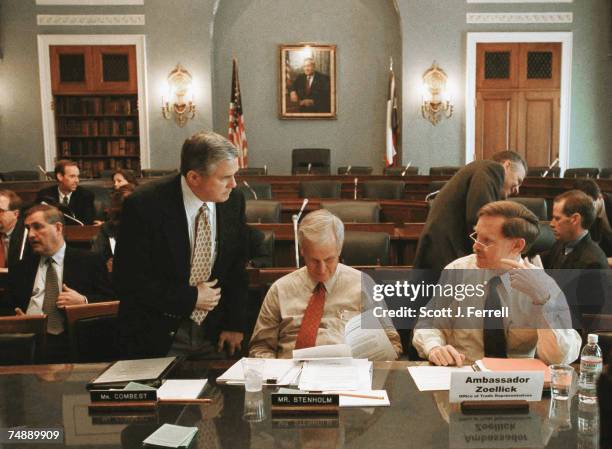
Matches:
[385,58,399,166]
[228,58,248,168]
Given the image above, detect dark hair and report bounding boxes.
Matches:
[572,178,601,201]
[477,200,540,250]
[0,189,23,211]
[25,204,64,225]
[54,159,78,177]
[554,190,596,229]
[111,169,138,186]
[490,151,528,172]
[180,131,239,176]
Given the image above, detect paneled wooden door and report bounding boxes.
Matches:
[475,43,560,167]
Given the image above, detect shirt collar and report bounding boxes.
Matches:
[181,176,214,217]
[564,230,588,253]
[46,242,66,266]
[58,187,72,201]
[301,263,341,293]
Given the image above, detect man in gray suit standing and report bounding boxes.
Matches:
[414,151,527,272]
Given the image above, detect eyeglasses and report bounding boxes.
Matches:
[469,231,498,249]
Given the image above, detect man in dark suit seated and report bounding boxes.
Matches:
[0,189,23,270]
[289,58,331,113]
[36,160,95,225]
[3,204,113,362]
[114,131,248,360]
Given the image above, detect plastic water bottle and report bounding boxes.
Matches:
[578,334,602,404]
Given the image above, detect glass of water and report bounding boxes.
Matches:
[550,364,574,400]
[242,358,265,392]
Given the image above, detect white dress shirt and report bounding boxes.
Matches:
[26,243,66,315]
[58,188,72,205]
[181,176,217,261]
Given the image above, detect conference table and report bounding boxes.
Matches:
[0,361,595,448]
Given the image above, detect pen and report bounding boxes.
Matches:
[323,392,385,400]
[158,398,212,404]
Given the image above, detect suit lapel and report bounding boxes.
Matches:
[160,176,191,278]
[214,201,225,272]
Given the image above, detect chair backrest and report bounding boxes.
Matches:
[248,227,275,268]
[383,166,419,176]
[337,166,373,175]
[238,167,268,176]
[299,180,341,199]
[509,197,549,220]
[527,223,556,256]
[1,170,41,181]
[65,301,119,362]
[600,168,612,179]
[429,166,461,176]
[245,200,281,223]
[0,315,48,365]
[235,182,273,200]
[321,201,381,223]
[527,166,561,178]
[292,148,331,175]
[141,169,179,178]
[341,231,390,265]
[362,180,405,200]
[564,168,600,179]
[81,183,111,221]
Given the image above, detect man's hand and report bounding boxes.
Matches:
[15,308,25,316]
[289,91,299,103]
[218,331,243,356]
[56,284,87,308]
[428,345,465,367]
[195,279,221,311]
[299,99,314,107]
[499,258,551,305]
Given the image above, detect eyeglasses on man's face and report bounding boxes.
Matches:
[469,231,499,249]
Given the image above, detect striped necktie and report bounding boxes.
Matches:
[43,258,65,335]
[190,205,213,325]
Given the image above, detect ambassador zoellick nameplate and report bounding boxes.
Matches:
[449,371,544,403]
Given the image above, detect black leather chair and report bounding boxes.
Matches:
[527,223,556,257]
[1,170,41,181]
[236,182,273,200]
[600,168,612,179]
[238,167,268,176]
[245,200,281,223]
[81,182,111,222]
[383,166,419,176]
[141,169,179,178]
[429,166,461,176]
[292,148,331,175]
[509,197,549,220]
[0,315,48,365]
[527,166,561,178]
[342,231,390,265]
[65,301,119,362]
[248,227,275,268]
[362,180,405,200]
[321,201,381,223]
[299,180,341,199]
[337,166,373,175]
[564,168,600,179]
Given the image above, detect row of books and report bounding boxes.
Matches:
[56,96,136,115]
[57,119,138,136]
[68,158,140,178]
[59,139,139,156]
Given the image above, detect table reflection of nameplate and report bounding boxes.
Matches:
[272,416,340,429]
[449,412,544,448]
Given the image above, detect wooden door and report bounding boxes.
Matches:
[91,46,137,93]
[50,46,94,94]
[475,43,561,166]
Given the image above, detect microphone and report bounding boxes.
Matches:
[242,180,258,200]
[345,165,352,175]
[36,165,53,181]
[292,199,309,269]
[401,161,412,177]
[353,177,358,200]
[307,163,312,175]
[41,201,84,226]
[542,158,559,178]
[263,164,268,175]
[19,228,29,261]
[296,198,309,222]
[425,190,440,201]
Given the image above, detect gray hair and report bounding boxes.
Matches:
[298,209,344,252]
[180,131,239,176]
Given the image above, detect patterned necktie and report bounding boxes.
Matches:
[42,258,65,335]
[0,233,6,268]
[61,195,69,206]
[483,276,507,358]
[295,283,326,349]
[190,205,213,325]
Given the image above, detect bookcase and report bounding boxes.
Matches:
[51,45,140,178]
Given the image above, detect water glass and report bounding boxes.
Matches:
[242,390,266,422]
[242,358,265,392]
[550,364,574,400]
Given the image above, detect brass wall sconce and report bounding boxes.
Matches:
[421,61,453,126]
[161,64,196,127]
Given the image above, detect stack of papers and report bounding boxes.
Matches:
[408,366,473,391]
[298,359,372,391]
[216,358,301,386]
[143,424,198,448]
[157,379,208,400]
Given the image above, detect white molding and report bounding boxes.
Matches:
[36,0,143,5]
[37,14,145,26]
[467,0,572,3]
[467,12,572,23]
[37,34,150,170]
[465,32,572,172]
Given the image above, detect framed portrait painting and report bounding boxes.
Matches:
[279,44,336,119]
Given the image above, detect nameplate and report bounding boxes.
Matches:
[449,372,544,403]
[271,393,339,415]
[90,389,157,402]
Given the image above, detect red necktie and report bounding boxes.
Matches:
[295,282,326,349]
[0,234,6,268]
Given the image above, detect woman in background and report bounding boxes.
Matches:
[111,169,138,190]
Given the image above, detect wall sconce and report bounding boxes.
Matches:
[421,61,453,126]
[161,64,196,127]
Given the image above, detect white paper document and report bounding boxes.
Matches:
[344,314,397,361]
[216,358,300,386]
[408,366,474,391]
[292,344,352,360]
[92,357,176,385]
[298,359,372,391]
[157,379,208,400]
[143,424,198,448]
